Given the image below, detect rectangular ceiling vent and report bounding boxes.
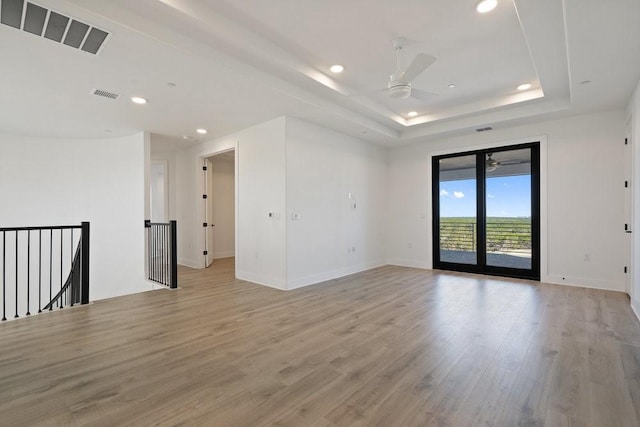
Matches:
[92,89,120,100]
[475,126,493,132]
[0,0,110,55]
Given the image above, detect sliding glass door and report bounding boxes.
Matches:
[437,154,478,266]
[433,143,540,280]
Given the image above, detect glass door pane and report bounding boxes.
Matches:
[438,155,477,265]
[485,148,532,269]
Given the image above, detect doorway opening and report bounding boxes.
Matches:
[432,142,540,280]
[203,150,236,268]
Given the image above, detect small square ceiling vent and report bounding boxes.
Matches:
[1,0,109,54]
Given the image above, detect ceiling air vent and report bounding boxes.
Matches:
[0,0,109,55]
[92,89,120,100]
[475,126,493,132]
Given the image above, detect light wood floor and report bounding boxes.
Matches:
[1,258,639,426]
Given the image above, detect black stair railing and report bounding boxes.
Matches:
[145,220,177,289]
[0,222,90,321]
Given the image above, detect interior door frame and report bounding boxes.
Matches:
[204,158,214,267]
[432,142,541,280]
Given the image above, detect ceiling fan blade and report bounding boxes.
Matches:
[499,160,531,166]
[399,53,437,84]
[411,88,439,102]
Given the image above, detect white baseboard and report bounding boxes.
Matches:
[213,251,235,259]
[386,258,430,270]
[236,270,286,290]
[632,297,640,323]
[178,258,201,269]
[145,280,170,290]
[286,260,386,290]
[543,275,626,293]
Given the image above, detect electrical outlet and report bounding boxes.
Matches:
[584,253,591,261]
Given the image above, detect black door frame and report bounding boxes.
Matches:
[432,142,540,280]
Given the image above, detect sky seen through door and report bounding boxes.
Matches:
[439,175,531,217]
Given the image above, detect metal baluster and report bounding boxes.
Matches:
[163,225,167,285]
[26,230,31,316]
[49,229,53,311]
[151,225,154,281]
[59,228,63,309]
[159,225,162,284]
[38,230,42,313]
[2,231,5,321]
[160,225,162,284]
[150,225,153,281]
[147,225,151,280]
[15,231,19,318]
[70,229,74,306]
[154,225,157,283]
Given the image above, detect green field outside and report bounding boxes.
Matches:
[440,217,532,253]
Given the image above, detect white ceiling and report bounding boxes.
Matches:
[0,0,639,148]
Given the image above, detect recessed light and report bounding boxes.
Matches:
[330,64,344,73]
[448,83,456,89]
[517,83,532,91]
[105,129,112,133]
[407,111,418,117]
[167,82,177,87]
[476,0,498,13]
[131,96,147,104]
[579,80,591,85]
[196,128,208,135]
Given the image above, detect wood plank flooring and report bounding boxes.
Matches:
[1,258,639,426]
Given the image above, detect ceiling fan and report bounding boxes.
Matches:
[486,153,500,171]
[386,37,438,101]
[486,153,530,171]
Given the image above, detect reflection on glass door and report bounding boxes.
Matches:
[433,143,539,280]
[438,155,477,265]
[485,149,532,270]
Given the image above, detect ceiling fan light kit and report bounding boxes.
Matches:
[385,37,438,100]
[388,83,412,98]
[486,153,499,171]
[476,0,498,14]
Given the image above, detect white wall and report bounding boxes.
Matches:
[150,143,178,222]
[173,117,286,290]
[629,81,640,319]
[210,155,235,258]
[285,118,387,288]
[235,118,287,288]
[174,116,386,290]
[0,132,158,306]
[387,110,627,292]
[150,161,168,222]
